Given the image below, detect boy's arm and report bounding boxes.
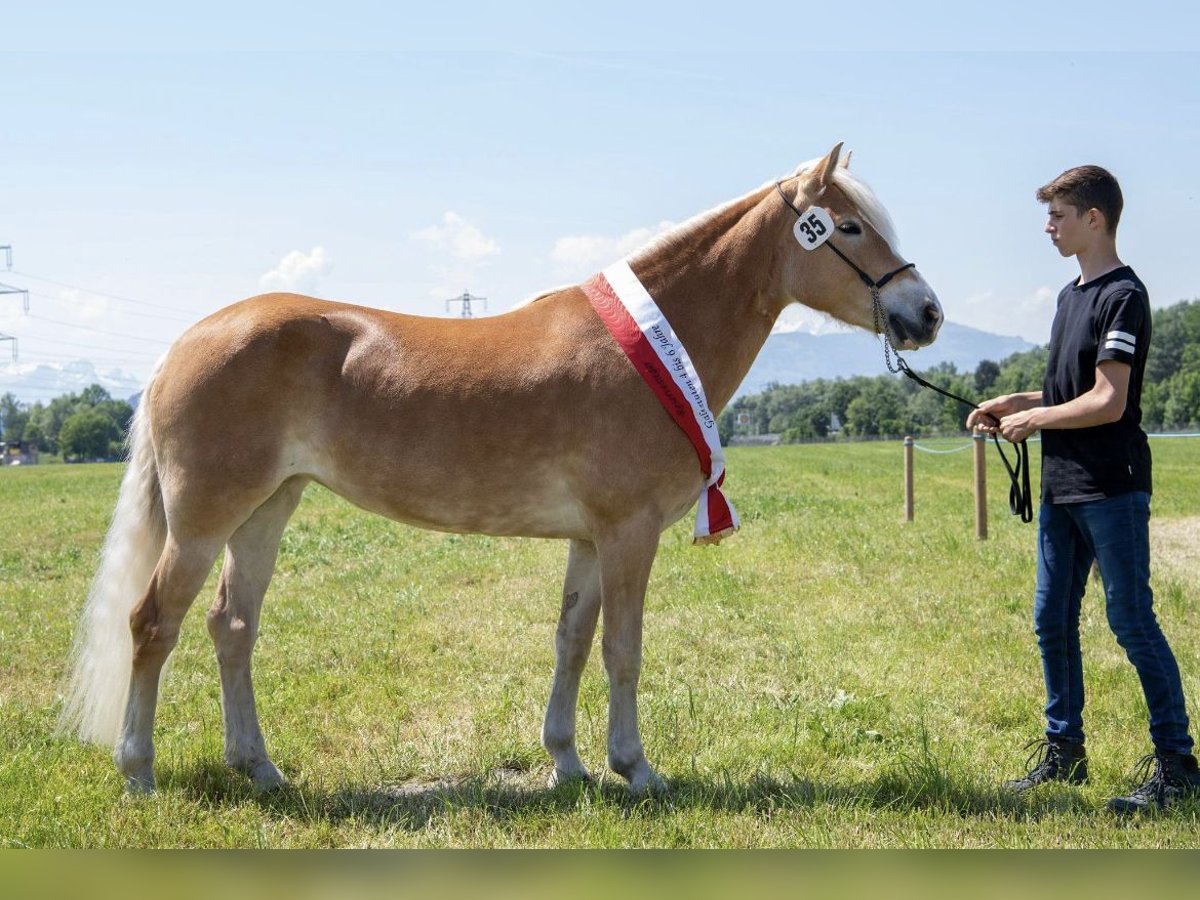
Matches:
[995,361,1131,443]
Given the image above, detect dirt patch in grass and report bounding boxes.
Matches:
[1152,516,1200,585]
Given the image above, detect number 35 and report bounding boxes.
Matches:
[798,212,827,244]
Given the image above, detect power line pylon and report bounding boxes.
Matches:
[0,246,26,361]
[446,290,487,318]
[0,246,30,314]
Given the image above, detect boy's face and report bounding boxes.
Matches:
[1044,198,1091,258]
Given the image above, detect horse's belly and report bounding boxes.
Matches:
[310,452,589,539]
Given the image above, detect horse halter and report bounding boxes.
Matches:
[773,182,916,290]
[774,181,916,371]
[773,180,1034,523]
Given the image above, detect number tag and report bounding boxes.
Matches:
[792,206,834,251]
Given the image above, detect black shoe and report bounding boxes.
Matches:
[1107,751,1200,814]
[1003,738,1088,793]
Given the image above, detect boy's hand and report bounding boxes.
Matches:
[967,395,1015,431]
[998,409,1041,443]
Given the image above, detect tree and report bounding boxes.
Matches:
[908,386,956,433]
[782,394,831,440]
[844,379,907,437]
[78,384,113,407]
[59,408,120,461]
[717,408,734,446]
[1142,381,1166,430]
[0,393,28,442]
[974,359,1001,394]
[96,399,134,442]
[1161,372,1200,431]
[23,404,52,452]
[826,378,866,424]
[39,393,82,453]
[991,346,1049,396]
[1146,299,1200,384]
[4,384,134,455]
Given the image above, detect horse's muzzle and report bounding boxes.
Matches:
[887,293,943,350]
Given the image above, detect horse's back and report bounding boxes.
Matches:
[153,290,588,422]
[144,291,640,538]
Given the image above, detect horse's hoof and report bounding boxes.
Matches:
[123,773,156,795]
[116,751,156,795]
[245,760,287,793]
[628,770,667,797]
[548,767,593,789]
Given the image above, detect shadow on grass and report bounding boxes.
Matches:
[160,754,1101,834]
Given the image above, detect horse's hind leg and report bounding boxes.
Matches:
[116,535,224,793]
[206,478,306,791]
[542,538,602,786]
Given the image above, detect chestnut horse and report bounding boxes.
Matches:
[61,144,942,794]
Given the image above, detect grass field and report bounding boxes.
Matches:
[2,438,1199,848]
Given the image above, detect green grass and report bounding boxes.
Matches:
[2,439,1199,847]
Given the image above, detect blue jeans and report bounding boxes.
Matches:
[1035,491,1193,753]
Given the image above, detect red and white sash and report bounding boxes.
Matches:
[582,259,740,544]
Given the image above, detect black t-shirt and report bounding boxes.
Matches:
[1040,265,1152,503]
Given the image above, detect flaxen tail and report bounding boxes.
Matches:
[58,387,167,747]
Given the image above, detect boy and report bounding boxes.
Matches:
[967,165,1199,813]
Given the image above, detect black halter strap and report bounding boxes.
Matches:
[773,181,915,290]
[774,179,1034,524]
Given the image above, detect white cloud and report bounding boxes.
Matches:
[411,212,499,261]
[58,288,110,322]
[549,221,675,275]
[549,235,616,270]
[259,246,333,294]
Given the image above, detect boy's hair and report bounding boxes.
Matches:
[1036,165,1123,235]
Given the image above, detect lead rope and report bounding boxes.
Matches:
[873,291,1034,523]
[772,179,1032,522]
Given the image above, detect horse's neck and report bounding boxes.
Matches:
[630,188,783,414]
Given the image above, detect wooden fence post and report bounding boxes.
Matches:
[903,435,914,523]
[974,432,988,540]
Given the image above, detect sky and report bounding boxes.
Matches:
[3,5,1199,403]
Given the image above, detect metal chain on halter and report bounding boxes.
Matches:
[872,292,1034,523]
[872,287,903,375]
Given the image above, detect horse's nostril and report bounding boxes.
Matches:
[924,300,943,326]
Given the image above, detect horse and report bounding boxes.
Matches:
[60,143,942,794]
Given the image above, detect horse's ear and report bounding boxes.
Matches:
[815,142,845,189]
[840,149,853,169]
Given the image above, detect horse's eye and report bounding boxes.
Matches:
[838,221,863,235]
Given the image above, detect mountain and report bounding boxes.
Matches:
[0,359,144,406]
[733,321,1036,398]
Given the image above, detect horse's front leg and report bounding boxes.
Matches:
[596,518,665,794]
[542,539,602,786]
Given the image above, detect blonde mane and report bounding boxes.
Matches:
[822,164,900,251]
[628,156,900,267]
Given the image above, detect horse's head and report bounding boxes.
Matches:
[775,143,942,350]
